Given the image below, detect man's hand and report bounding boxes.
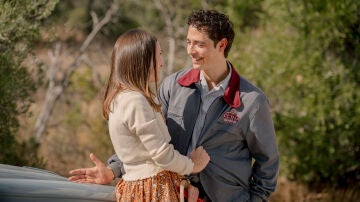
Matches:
[68,153,114,185]
[187,184,200,202]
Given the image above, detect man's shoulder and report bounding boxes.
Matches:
[161,68,192,88]
[165,68,192,80]
[240,76,265,95]
[239,76,268,103]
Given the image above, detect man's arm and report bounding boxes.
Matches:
[247,95,280,201]
[158,72,175,117]
[107,154,125,179]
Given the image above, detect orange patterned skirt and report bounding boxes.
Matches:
[115,170,186,202]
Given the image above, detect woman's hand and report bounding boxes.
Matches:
[189,146,210,173]
[68,153,114,185]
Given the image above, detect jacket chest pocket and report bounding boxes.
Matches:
[200,120,245,148]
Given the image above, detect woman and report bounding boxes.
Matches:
[103,29,210,202]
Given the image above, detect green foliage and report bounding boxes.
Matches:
[211,0,264,31]
[280,0,359,187]
[65,68,99,128]
[65,103,85,129]
[230,0,359,187]
[0,0,58,166]
[49,0,139,40]
[69,68,99,102]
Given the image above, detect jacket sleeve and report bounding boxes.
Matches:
[107,154,125,178]
[157,74,173,117]
[246,94,279,201]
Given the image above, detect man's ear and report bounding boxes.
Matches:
[217,38,228,53]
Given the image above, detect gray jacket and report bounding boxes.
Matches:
[108,64,279,202]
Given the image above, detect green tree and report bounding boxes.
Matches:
[278,0,359,187]
[0,0,58,166]
[228,0,359,187]
[49,0,138,40]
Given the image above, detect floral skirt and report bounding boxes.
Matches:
[115,170,187,202]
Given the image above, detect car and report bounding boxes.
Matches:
[0,164,116,201]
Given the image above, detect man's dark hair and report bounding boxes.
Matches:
[187,9,235,57]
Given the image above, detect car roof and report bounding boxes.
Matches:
[0,164,67,181]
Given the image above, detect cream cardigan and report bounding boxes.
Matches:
[108,90,194,181]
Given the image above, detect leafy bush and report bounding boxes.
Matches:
[226,0,359,187]
[0,0,58,166]
[277,0,360,187]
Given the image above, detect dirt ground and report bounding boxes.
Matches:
[269,177,360,202]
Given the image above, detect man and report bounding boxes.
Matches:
[69,9,279,202]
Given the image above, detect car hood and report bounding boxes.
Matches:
[0,164,116,201]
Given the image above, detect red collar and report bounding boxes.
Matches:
[178,63,241,108]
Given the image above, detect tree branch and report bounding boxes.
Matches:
[153,0,176,75]
[33,0,119,141]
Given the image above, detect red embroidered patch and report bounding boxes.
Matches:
[223,109,239,124]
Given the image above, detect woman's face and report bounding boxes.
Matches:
[149,41,163,82]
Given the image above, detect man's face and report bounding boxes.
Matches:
[186,25,224,70]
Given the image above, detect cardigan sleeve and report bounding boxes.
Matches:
[118,92,194,175]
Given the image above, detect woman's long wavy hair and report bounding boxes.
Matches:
[103,29,161,120]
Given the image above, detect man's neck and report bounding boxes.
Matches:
[202,60,229,90]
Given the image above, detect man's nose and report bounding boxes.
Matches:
[187,44,195,55]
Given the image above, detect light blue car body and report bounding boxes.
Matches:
[0,164,116,201]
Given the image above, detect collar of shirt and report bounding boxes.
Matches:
[177,61,242,108]
[197,63,232,95]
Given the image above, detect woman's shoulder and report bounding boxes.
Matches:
[116,90,143,99]
[114,90,150,107]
